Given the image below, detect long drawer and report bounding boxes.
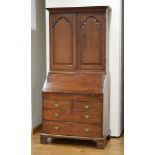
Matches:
[43,93,103,102]
[43,109,102,123]
[43,121,102,138]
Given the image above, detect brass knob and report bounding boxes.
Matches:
[54,103,59,107]
[53,101,59,107]
[84,105,90,109]
[53,126,59,130]
[85,115,90,119]
[99,96,103,99]
[54,113,60,117]
[84,128,90,132]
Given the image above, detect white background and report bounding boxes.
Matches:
[0,1,31,155]
[0,0,155,155]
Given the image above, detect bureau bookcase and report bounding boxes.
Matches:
[40,6,110,149]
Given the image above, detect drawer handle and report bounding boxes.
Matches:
[84,105,90,109]
[53,113,60,117]
[53,102,59,107]
[99,96,103,99]
[85,115,90,119]
[53,126,59,131]
[84,128,91,132]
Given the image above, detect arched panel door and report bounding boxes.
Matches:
[77,13,106,70]
[50,14,76,70]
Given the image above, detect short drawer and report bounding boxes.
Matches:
[73,101,102,112]
[43,109,102,123]
[43,121,102,138]
[43,99,71,109]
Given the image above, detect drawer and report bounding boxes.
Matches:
[43,99,71,109]
[43,93,102,103]
[43,121,102,138]
[43,109,102,123]
[73,101,102,112]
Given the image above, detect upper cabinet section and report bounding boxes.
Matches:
[47,6,109,71]
[77,13,106,70]
[50,14,76,70]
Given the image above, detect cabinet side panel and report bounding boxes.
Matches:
[106,9,110,73]
[103,73,110,135]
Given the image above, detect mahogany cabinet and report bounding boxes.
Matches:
[40,6,110,149]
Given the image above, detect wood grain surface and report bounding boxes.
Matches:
[41,6,111,149]
[42,73,105,94]
[43,122,102,138]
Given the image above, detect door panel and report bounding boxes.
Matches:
[77,13,106,70]
[50,14,76,70]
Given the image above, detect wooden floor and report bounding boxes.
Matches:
[32,131,124,155]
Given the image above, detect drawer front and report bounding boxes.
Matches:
[43,93,102,103]
[43,99,71,109]
[43,109,102,123]
[73,101,102,112]
[43,121,102,138]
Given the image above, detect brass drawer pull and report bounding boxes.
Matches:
[99,96,103,99]
[84,128,91,132]
[84,105,90,109]
[53,113,60,117]
[54,103,59,107]
[85,115,90,119]
[53,101,59,107]
[53,126,59,131]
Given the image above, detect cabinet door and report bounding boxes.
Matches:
[50,14,76,70]
[77,13,106,70]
